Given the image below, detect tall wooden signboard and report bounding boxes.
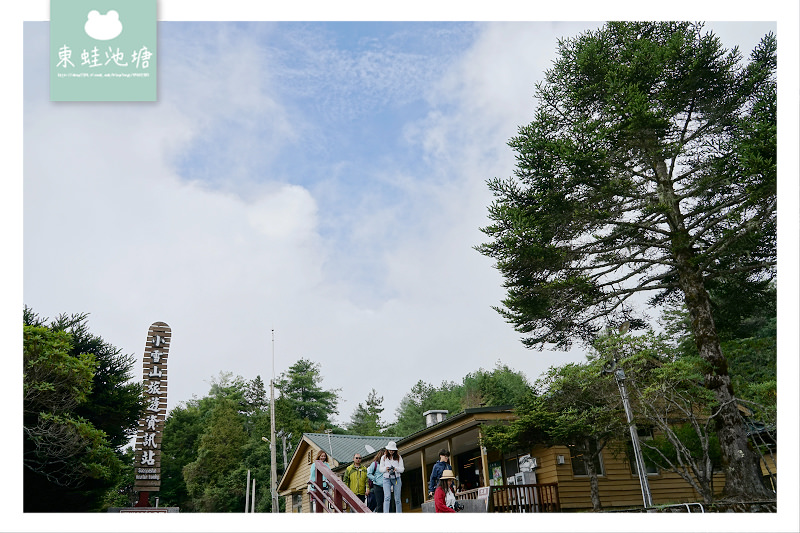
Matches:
[133,322,171,506]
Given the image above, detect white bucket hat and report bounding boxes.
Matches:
[386,441,398,451]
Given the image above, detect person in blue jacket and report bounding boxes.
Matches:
[366,449,385,512]
[428,448,452,499]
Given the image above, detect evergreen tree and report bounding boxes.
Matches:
[159,400,205,509]
[477,22,775,500]
[182,398,249,512]
[462,362,531,408]
[23,307,143,511]
[347,389,386,435]
[275,358,340,430]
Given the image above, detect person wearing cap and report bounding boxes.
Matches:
[428,448,452,499]
[434,469,458,513]
[379,441,405,512]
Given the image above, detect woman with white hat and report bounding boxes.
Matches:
[434,469,458,513]
[379,441,404,513]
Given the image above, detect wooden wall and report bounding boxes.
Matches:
[530,444,724,510]
[279,440,340,514]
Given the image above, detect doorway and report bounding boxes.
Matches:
[455,448,482,491]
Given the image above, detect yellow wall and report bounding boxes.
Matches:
[531,444,731,510]
[278,439,340,514]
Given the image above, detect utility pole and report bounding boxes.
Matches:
[277,430,292,473]
[245,469,251,512]
[270,329,279,513]
[602,322,653,509]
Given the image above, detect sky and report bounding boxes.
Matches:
[7,2,800,532]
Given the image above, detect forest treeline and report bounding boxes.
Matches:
[23,286,775,511]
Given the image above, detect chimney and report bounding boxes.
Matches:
[423,410,448,427]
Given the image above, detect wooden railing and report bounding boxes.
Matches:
[455,483,560,513]
[490,483,560,512]
[455,487,483,500]
[308,460,371,513]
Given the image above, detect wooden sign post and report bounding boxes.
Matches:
[133,322,171,507]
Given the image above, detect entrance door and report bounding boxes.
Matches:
[455,448,482,491]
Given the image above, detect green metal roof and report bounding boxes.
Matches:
[304,433,401,466]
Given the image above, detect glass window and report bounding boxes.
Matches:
[629,428,659,475]
[292,492,303,513]
[570,444,604,477]
[504,457,519,479]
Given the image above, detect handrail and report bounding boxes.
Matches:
[449,484,561,512]
[456,487,482,500]
[309,460,371,513]
[488,483,561,513]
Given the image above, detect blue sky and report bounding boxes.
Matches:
[162,22,482,300]
[8,2,799,530]
[20,16,787,429]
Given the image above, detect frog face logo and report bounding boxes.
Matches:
[84,10,123,41]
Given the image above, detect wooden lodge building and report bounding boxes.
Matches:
[277,406,777,513]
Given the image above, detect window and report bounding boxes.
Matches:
[569,444,604,477]
[629,428,659,476]
[307,450,313,464]
[504,457,519,480]
[292,492,303,513]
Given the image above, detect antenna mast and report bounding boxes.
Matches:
[270,329,279,512]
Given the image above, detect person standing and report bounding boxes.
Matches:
[366,449,385,512]
[434,469,459,513]
[308,450,330,512]
[343,452,369,506]
[379,441,404,513]
[428,448,452,500]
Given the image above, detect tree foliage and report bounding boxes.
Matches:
[23,307,143,512]
[275,358,340,433]
[347,389,386,435]
[477,22,775,500]
[389,363,531,436]
[160,373,274,512]
[657,285,777,485]
[182,398,249,512]
[160,360,340,512]
[482,360,624,511]
[593,332,726,503]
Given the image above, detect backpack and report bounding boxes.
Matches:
[367,460,378,488]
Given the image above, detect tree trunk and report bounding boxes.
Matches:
[657,161,772,501]
[583,439,602,511]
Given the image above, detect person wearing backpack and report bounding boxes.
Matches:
[366,449,384,512]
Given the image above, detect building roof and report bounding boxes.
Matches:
[278,432,402,493]
[396,405,514,444]
[304,433,401,465]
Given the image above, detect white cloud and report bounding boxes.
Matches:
[246,186,319,240]
[22,20,790,430]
